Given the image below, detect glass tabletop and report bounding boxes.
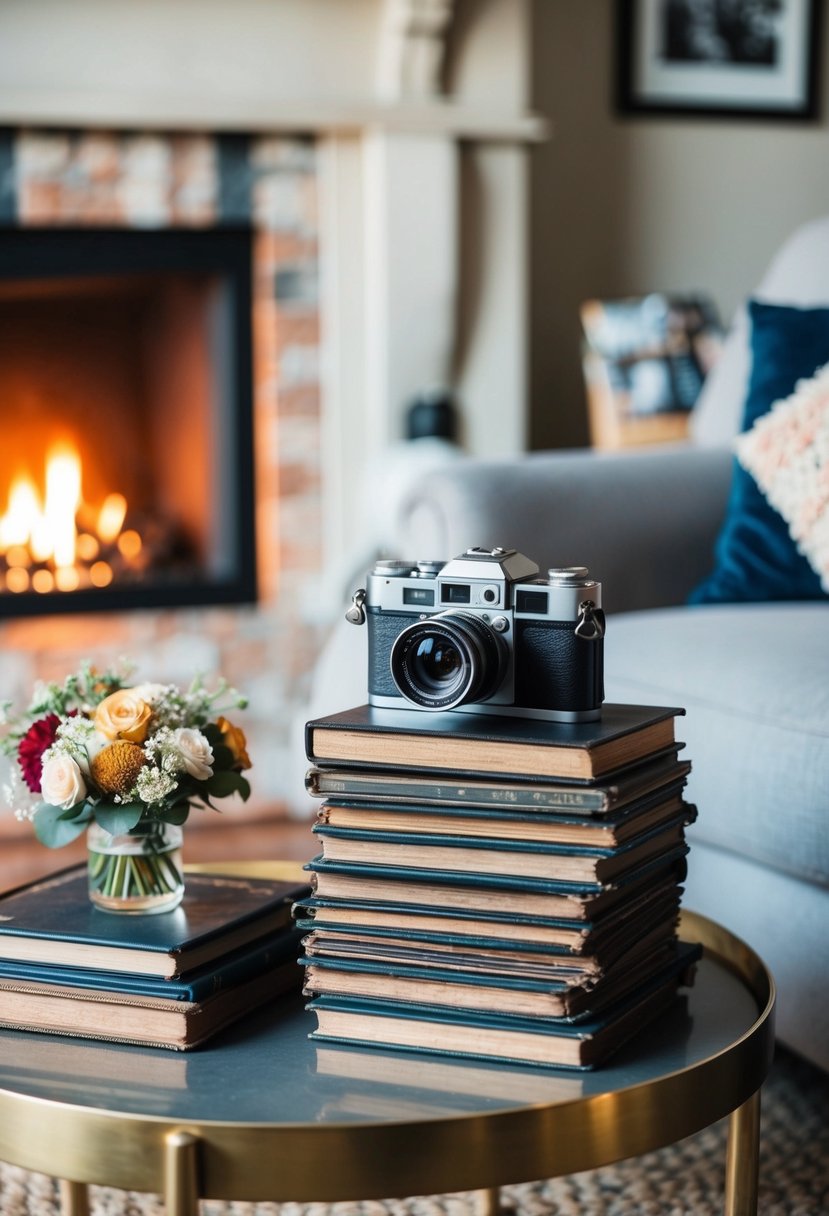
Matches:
[0,955,759,1125]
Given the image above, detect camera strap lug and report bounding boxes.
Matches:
[575,599,604,641]
[345,588,367,625]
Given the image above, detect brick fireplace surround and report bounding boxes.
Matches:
[0,128,325,879]
[0,0,542,884]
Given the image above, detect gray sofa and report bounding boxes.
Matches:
[306,218,829,1070]
[392,444,828,1072]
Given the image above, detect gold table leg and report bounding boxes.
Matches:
[473,1187,502,1216]
[724,1089,761,1216]
[164,1130,200,1216]
[58,1180,90,1216]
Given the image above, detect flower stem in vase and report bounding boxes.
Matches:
[87,820,184,914]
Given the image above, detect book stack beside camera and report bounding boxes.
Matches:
[298,702,701,1070]
[0,868,309,1050]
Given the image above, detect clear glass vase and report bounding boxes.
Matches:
[87,819,184,914]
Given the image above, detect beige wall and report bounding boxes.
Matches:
[530,0,829,451]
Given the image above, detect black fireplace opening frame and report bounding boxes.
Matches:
[0,226,257,617]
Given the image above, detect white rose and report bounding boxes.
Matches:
[172,728,214,781]
[41,755,87,810]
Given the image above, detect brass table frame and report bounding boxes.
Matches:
[0,863,775,1216]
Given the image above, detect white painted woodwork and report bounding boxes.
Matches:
[376,0,456,100]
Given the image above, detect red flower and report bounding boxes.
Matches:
[17,714,61,793]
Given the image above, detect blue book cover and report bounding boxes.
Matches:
[306,846,689,896]
[306,941,702,1070]
[312,812,692,883]
[301,937,690,1021]
[0,926,305,1000]
[299,916,678,966]
[316,786,695,847]
[305,748,690,813]
[294,875,680,932]
[294,883,680,961]
[0,866,311,978]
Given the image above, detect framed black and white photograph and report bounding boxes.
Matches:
[617,0,820,119]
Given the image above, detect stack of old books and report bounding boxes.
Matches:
[0,867,309,1050]
[298,702,701,1069]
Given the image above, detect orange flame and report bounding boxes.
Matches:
[0,441,138,593]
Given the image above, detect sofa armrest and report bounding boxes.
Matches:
[398,445,733,614]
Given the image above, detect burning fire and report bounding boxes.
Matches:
[0,441,143,594]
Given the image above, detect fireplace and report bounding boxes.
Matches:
[0,226,255,616]
[0,0,538,821]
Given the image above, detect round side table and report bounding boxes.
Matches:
[0,865,775,1216]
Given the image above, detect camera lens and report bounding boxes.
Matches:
[390,611,506,710]
[408,637,464,693]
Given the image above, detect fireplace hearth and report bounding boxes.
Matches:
[0,226,256,616]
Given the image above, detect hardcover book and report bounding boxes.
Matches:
[0,953,302,1050]
[312,814,692,884]
[294,881,681,957]
[0,927,304,1002]
[306,940,701,1070]
[299,916,678,977]
[305,703,684,782]
[301,935,687,1020]
[306,851,690,916]
[315,787,693,848]
[305,750,691,814]
[0,866,311,978]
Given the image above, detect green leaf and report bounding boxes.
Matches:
[57,803,90,822]
[205,770,248,799]
[33,803,89,849]
[160,803,191,826]
[202,723,223,748]
[94,803,145,836]
[210,743,235,771]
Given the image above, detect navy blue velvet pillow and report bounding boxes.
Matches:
[690,300,829,604]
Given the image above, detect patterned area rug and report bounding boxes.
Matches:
[0,1047,825,1216]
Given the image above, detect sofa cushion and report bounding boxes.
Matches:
[692,215,829,447]
[605,603,829,889]
[735,362,829,592]
[690,301,829,604]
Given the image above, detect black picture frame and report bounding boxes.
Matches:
[617,0,820,120]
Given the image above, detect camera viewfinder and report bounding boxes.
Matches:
[403,587,436,607]
[441,584,471,604]
[516,590,549,614]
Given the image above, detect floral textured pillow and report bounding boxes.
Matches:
[735,365,829,593]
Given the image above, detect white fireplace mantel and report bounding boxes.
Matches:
[0,0,546,569]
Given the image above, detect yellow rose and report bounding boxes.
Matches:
[217,716,251,770]
[94,688,152,744]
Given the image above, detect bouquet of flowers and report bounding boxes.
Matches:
[2,661,251,908]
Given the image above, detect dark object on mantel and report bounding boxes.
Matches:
[406,389,459,443]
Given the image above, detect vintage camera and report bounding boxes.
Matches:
[346,547,605,722]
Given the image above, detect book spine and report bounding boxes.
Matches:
[174,928,304,1001]
[0,928,305,1002]
[306,772,611,811]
